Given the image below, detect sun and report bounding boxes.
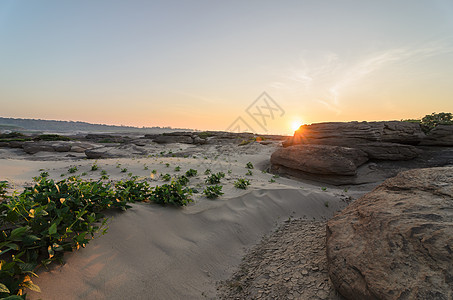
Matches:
[290,120,303,132]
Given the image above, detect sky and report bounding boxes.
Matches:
[1,0,452,134]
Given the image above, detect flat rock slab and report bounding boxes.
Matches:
[326,166,453,300]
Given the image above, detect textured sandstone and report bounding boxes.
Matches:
[326,167,453,300]
[271,144,368,176]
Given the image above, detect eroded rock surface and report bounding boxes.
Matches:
[421,125,453,146]
[326,167,453,300]
[271,144,368,176]
[354,142,420,160]
[284,121,426,147]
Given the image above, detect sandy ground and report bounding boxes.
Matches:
[217,219,344,299]
[0,142,370,299]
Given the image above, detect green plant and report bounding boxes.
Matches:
[151,169,157,174]
[115,178,152,203]
[269,178,276,183]
[144,165,149,170]
[0,175,139,297]
[185,169,198,177]
[324,201,329,207]
[246,170,253,176]
[205,172,225,185]
[174,166,181,172]
[165,163,170,168]
[343,188,348,193]
[239,139,252,146]
[127,172,133,177]
[227,170,232,174]
[36,134,70,141]
[39,171,49,178]
[161,174,171,181]
[150,181,193,206]
[204,169,211,175]
[100,170,107,176]
[421,112,453,130]
[203,185,224,199]
[246,162,254,169]
[0,180,9,199]
[272,174,280,179]
[68,166,78,173]
[91,164,98,171]
[321,187,327,191]
[176,175,189,186]
[234,178,251,189]
[197,132,212,139]
[101,174,109,180]
[121,168,127,173]
[81,172,87,176]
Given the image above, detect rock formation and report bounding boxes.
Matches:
[273,121,453,184]
[326,167,453,300]
[271,144,368,176]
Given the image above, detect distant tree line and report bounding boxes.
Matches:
[0,117,192,133]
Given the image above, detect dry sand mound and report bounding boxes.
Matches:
[30,189,345,299]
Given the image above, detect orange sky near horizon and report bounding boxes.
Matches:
[1,1,452,135]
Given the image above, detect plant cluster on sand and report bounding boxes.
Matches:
[205,172,225,185]
[203,185,223,199]
[0,171,194,298]
[234,178,251,189]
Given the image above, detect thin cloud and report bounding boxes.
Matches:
[272,41,453,115]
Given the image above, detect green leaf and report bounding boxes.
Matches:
[2,296,25,300]
[0,282,10,293]
[9,226,28,241]
[22,280,41,292]
[22,234,40,245]
[48,223,57,235]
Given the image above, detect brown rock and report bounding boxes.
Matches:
[326,167,453,300]
[421,125,453,146]
[287,122,380,147]
[153,135,193,144]
[52,143,71,152]
[355,142,420,160]
[22,142,55,154]
[270,144,368,176]
[286,121,425,147]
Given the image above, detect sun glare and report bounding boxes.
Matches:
[290,120,303,132]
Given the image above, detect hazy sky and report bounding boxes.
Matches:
[1,1,452,134]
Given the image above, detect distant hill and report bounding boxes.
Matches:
[0,117,193,134]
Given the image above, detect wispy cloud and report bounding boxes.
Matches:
[271,40,453,115]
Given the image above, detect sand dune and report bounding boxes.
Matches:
[29,188,345,299]
[0,143,363,299]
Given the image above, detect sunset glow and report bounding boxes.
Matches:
[0,1,452,133]
[291,120,304,133]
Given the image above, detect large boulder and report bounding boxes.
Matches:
[371,121,425,144]
[326,167,453,300]
[421,125,453,146]
[153,135,193,144]
[285,121,425,148]
[285,122,380,147]
[355,142,420,160]
[85,144,147,159]
[22,142,55,154]
[270,144,368,176]
[85,146,125,159]
[52,142,72,152]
